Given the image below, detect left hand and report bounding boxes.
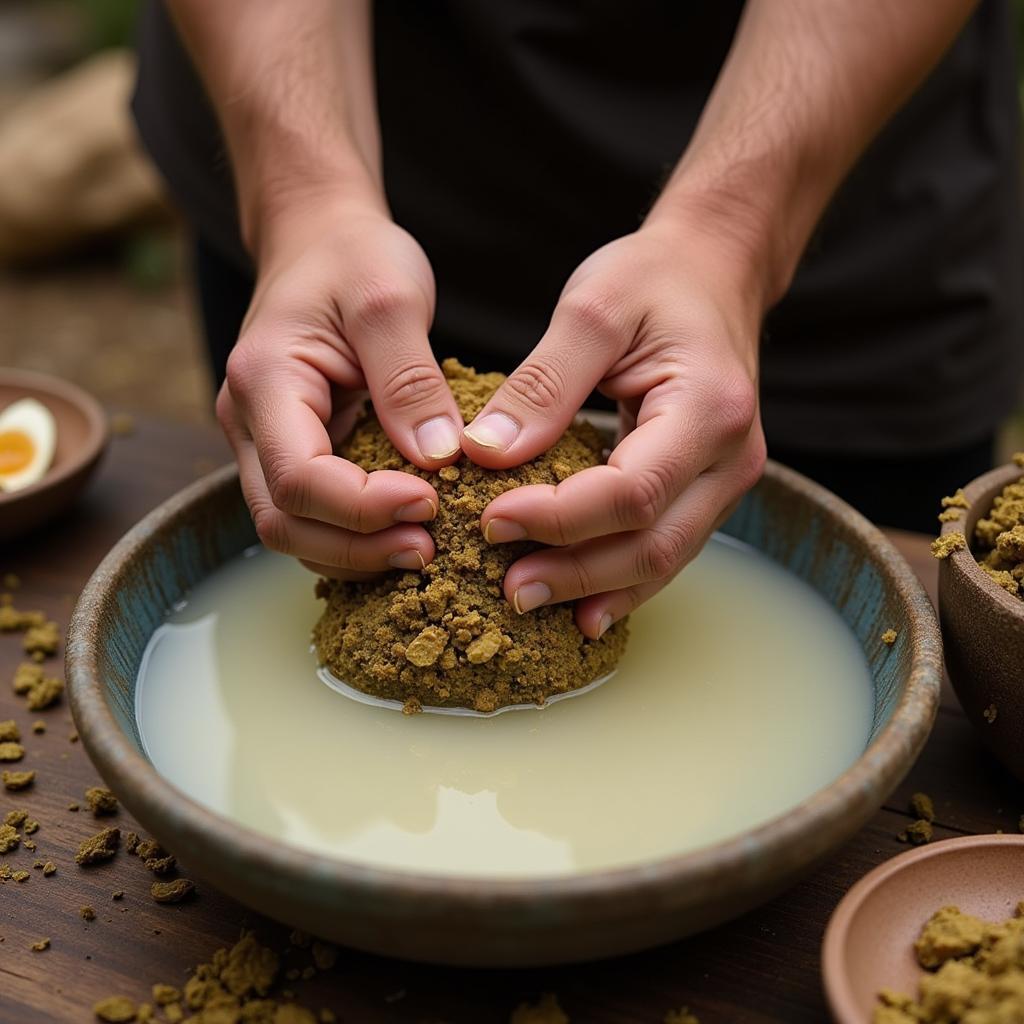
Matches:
[460,217,767,639]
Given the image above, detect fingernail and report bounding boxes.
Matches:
[597,613,613,638]
[513,581,551,614]
[484,517,527,544]
[415,416,461,460]
[464,412,520,451]
[389,549,427,571]
[395,498,436,523]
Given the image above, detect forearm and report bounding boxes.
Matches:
[168,0,384,256]
[648,0,978,312]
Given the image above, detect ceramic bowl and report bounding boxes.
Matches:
[66,460,942,967]
[822,833,1024,1023]
[937,461,1024,781]
[0,368,109,540]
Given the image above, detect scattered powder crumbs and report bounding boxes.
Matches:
[874,903,1024,1022]
[24,818,38,834]
[0,741,24,761]
[80,906,96,921]
[289,930,311,949]
[510,994,569,1024]
[12,661,40,694]
[152,985,180,1006]
[67,802,79,812]
[124,831,140,854]
[941,489,971,509]
[111,890,124,900]
[910,792,935,822]
[150,878,195,904]
[85,786,119,816]
[310,942,337,971]
[31,720,45,734]
[0,605,44,632]
[0,720,19,742]
[69,730,79,743]
[2,770,34,790]
[109,412,136,437]
[897,819,933,846]
[931,533,967,560]
[75,827,120,865]
[937,508,962,523]
[94,996,136,1022]
[134,838,163,860]
[3,808,26,826]
[12,869,28,882]
[144,854,176,876]
[881,628,898,645]
[42,861,55,876]
[23,619,60,657]
[0,823,19,853]
[30,937,50,952]
[665,1011,701,1024]
[23,837,35,852]
[983,704,998,724]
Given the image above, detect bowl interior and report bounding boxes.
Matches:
[0,369,107,504]
[96,461,924,777]
[824,836,1024,1022]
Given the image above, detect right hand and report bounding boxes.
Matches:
[217,201,464,580]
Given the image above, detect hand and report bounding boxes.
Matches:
[461,216,767,638]
[217,201,465,579]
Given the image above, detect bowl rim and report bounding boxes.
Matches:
[939,461,1024,620]
[67,459,943,907]
[0,367,109,506]
[821,832,1024,1024]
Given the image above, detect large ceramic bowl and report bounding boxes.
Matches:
[937,460,1024,781]
[67,460,942,967]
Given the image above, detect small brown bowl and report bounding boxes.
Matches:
[0,368,109,541]
[823,833,1024,1023]
[937,461,1024,780]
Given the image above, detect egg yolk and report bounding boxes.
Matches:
[0,430,36,477]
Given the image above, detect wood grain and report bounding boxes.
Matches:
[0,420,1016,1023]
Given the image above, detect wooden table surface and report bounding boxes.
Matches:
[1,416,1019,1024]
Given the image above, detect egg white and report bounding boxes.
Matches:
[0,397,57,492]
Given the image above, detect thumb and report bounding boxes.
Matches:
[349,296,464,470]
[462,315,611,469]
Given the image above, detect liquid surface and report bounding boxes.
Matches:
[136,537,873,878]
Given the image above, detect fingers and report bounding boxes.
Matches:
[343,284,464,470]
[222,393,436,573]
[461,289,632,468]
[500,468,747,638]
[221,359,439,532]
[481,381,754,546]
[298,560,384,584]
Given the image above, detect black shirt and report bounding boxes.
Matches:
[133,0,1024,455]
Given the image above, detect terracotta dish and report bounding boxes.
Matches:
[822,833,1024,1023]
[0,368,108,540]
[66,460,942,966]
[937,461,1024,781]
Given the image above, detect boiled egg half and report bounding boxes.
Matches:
[0,397,57,493]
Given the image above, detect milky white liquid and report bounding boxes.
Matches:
[136,536,873,878]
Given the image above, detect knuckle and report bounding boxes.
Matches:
[617,465,673,530]
[505,361,567,413]
[266,464,310,516]
[715,376,757,440]
[379,361,448,410]
[562,289,623,338]
[350,277,419,327]
[224,346,259,403]
[252,506,290,553]
[636,524,691,581]
[565,551,597,597]
[738,434,767,491]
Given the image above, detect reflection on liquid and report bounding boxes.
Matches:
[136,539,873,878]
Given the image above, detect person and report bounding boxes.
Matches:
[133,1,1023,639]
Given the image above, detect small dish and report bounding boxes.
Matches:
[0,368,109,540]
[937,461,1024,780]
[822,833,1024,1023]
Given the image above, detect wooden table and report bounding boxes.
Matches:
[1,417,1019,1024]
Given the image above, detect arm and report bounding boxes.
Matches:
[168,1,464,577]
[463,0,978,636]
